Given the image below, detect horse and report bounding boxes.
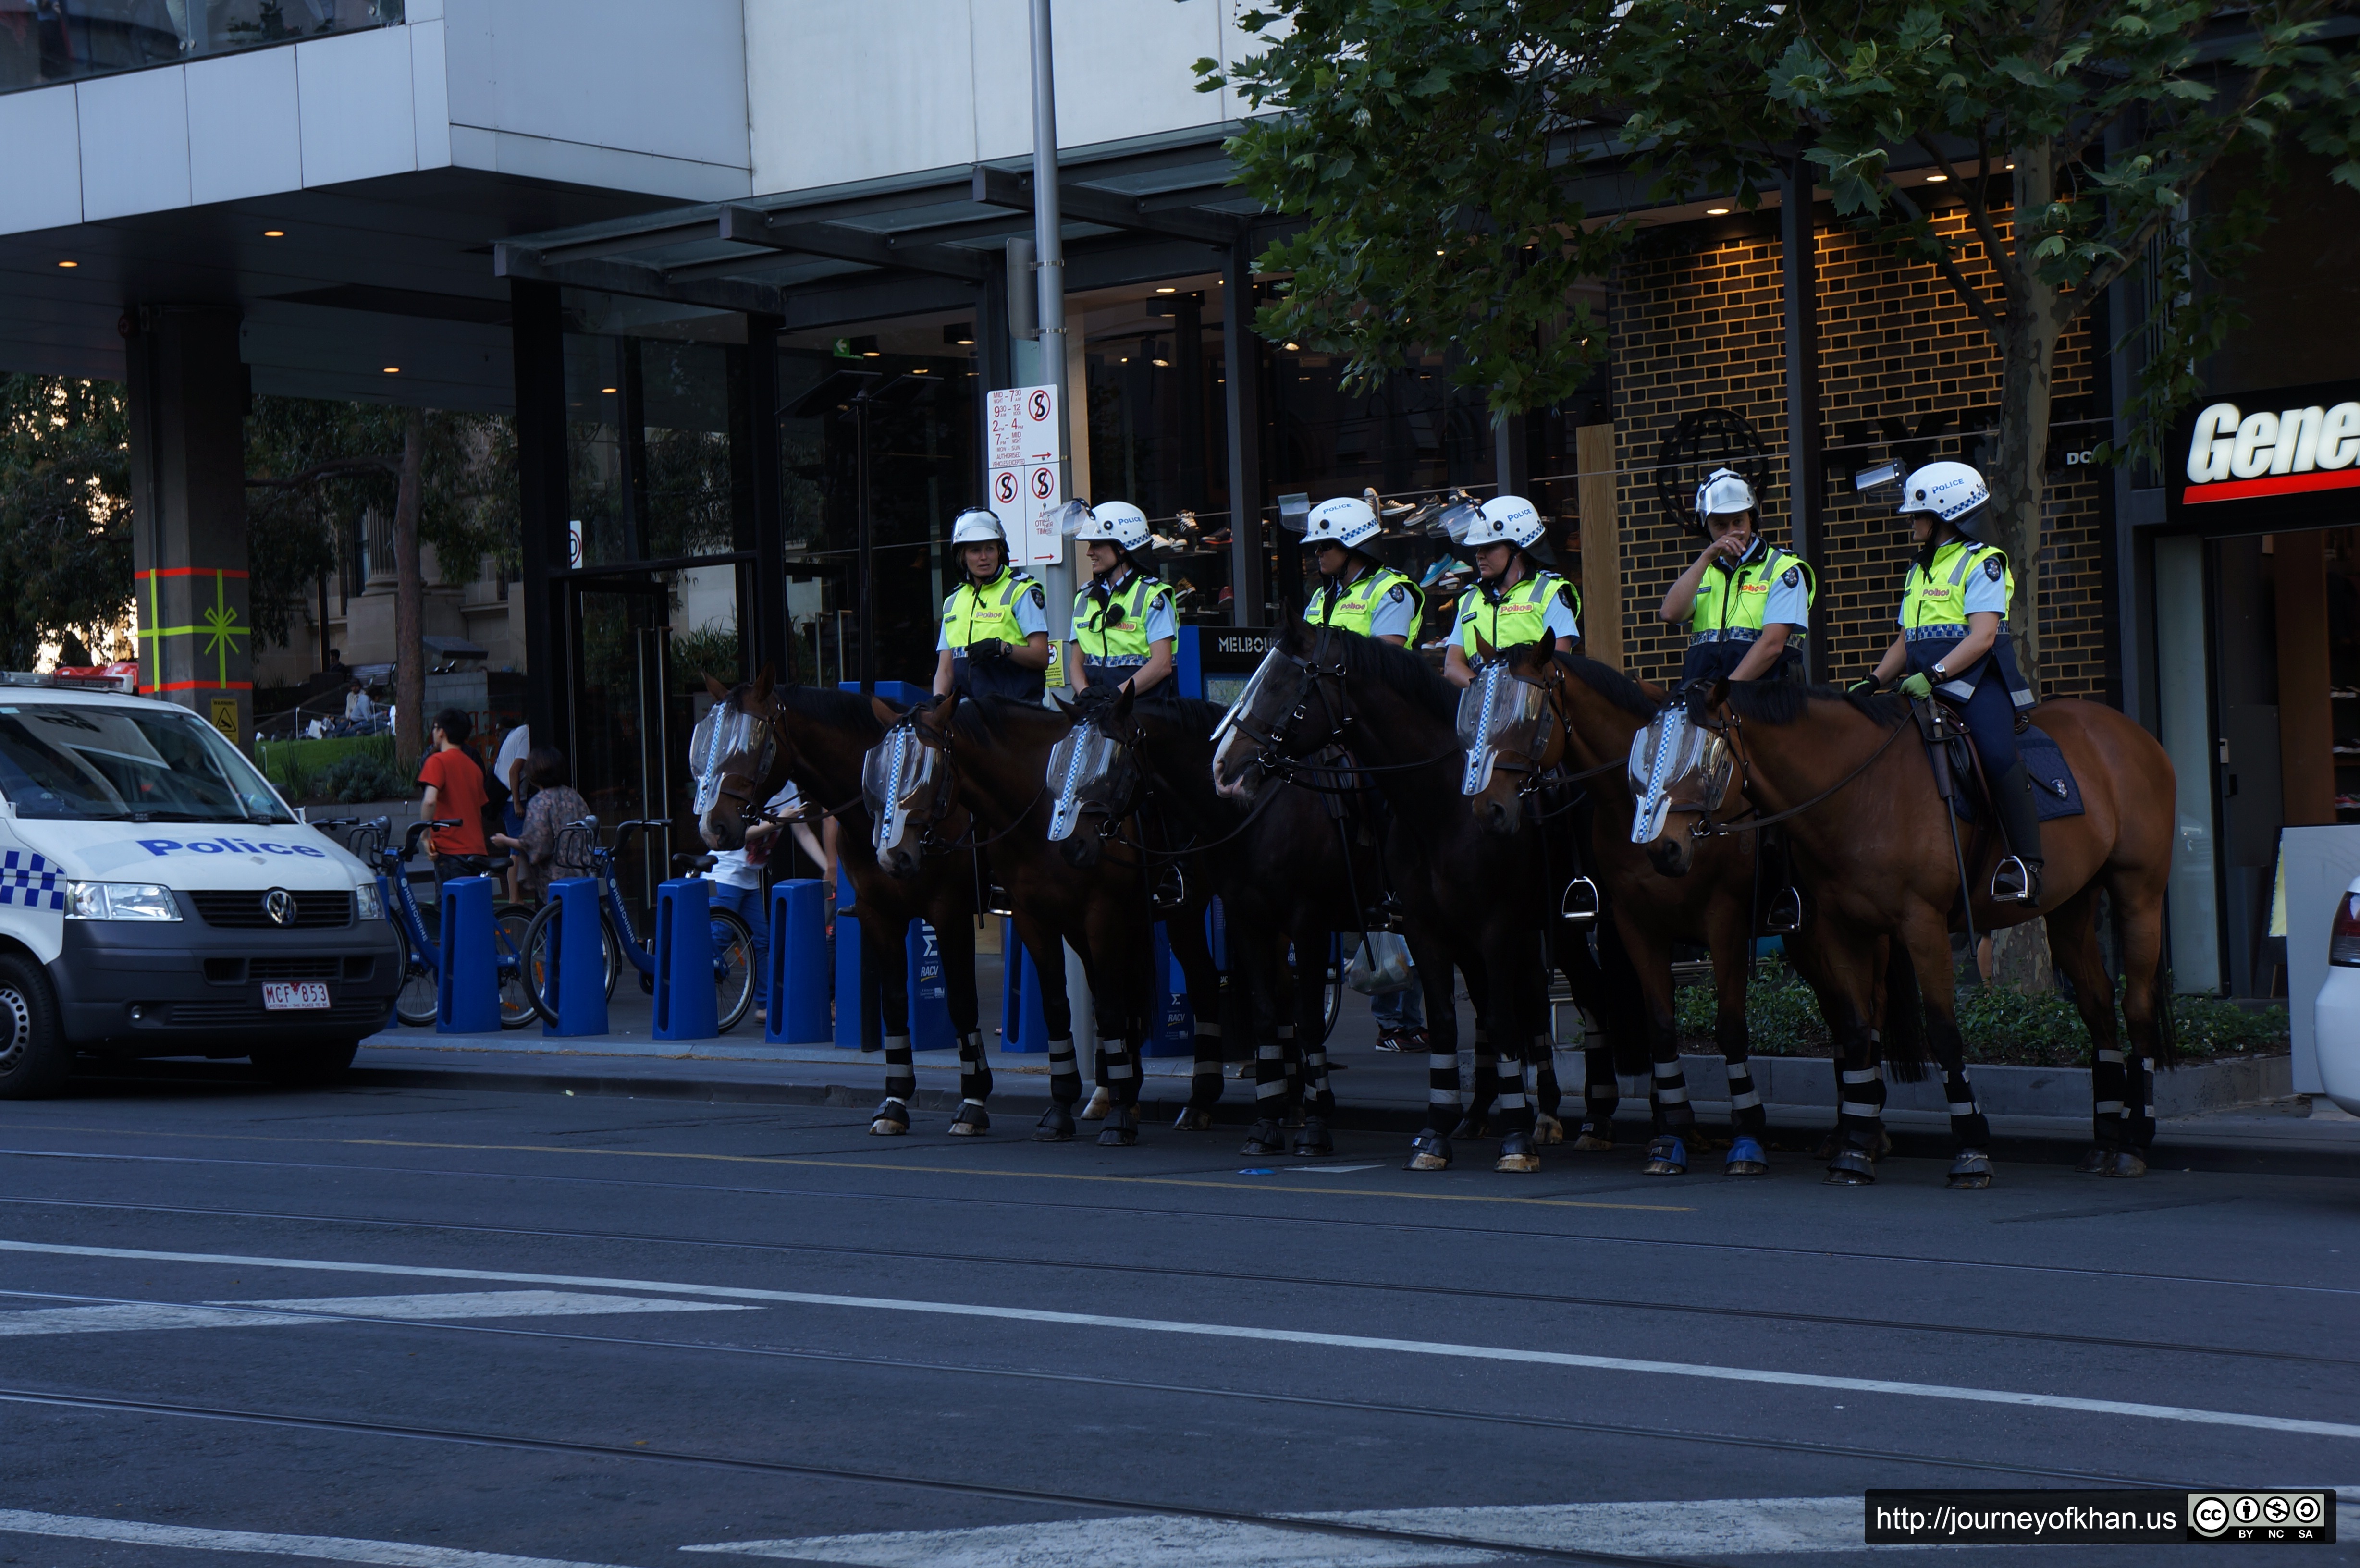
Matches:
[1213,618,1566,1173]
[1682,678,2176,1182]
[870,693,1172,1148]
[695,673,995,1138]
[1470,643,1918,1176]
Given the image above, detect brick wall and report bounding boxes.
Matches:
[1602,202,2111,699]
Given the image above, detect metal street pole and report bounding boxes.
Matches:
[1029,0,1073,682]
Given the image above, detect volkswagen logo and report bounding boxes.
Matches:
[264,889,297,928]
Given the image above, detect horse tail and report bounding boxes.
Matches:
[1880,936,1932,1084]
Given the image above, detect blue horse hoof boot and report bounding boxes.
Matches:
[1173,1105,1216,1132]
[1241,1119,1287,1155]
[1032,1103,1076,1143]
[1724,1137,1768,1176]
[1406,1132,1452,1171]
[1946,1147,1993,1188]
[1097,1105,1139,1148]
[1823,1146,1877,1185]
[1642,1135,1687,1176]
[1290,1117,1334,1157]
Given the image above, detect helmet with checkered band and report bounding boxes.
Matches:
[1301,495,1381,552]
[1068,500,1153,556]
[1897,460,1992,539]
[1460,493,1557,569]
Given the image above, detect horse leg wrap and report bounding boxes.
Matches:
[1576,1045,1618,1149]
[953,1030,992,1121]
[1097,1041,1140,1147]
[1652,1056,1697,1129]
[868,1037,914,1135]
[1719,1011,1765,1134]
[1825,1062,1885,1184]
[1177,1023,1224,1130]
[1942,1066,1991,1152]
[1528,1044,1564,1144]
[1304,1045,1334,1113]
[1492,1052,1537,1173]
[1033,1038,1079,1142]
[2087,1047,2127,1164]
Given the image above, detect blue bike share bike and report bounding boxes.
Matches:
[518,817,757,1032]
[330,816,540,1028]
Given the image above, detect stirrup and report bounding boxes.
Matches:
[1560,876,1601,923]
[1990,856,2041,905]
[1765,885,1803,934]
[1152,865,1189,912]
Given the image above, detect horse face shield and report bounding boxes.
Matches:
[860,723,937,860]
[1627,708,1730,845]
[1457,658,1550,796]
[691,705,773,839]
[1045,723,1131,842]
[1210,645,1305,796]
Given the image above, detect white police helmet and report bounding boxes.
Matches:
[1302,495,1382,552]
[1695,468,1757,519]
[1070,500,1152,555]
[950,508,1006,547]
[1897,460,1991,536]
[1460,493,1556,567]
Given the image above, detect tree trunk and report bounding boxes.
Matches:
[393,410,425,772]
[1987,294,2065,692]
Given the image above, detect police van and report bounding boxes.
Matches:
[0,678,402,1098]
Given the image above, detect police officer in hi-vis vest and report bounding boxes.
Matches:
[1066,501,1179,710]
[933,509,1052,702]
[1302,496,1422,645]
[1862,460,2042,904]
[1657,468,1814,684]
[1442,493,1579,688]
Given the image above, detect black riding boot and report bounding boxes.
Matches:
[1989,761,2044,905]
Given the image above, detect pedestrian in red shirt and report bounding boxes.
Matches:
[418,708,491,882]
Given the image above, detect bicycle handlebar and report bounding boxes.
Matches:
[403,819,462,859]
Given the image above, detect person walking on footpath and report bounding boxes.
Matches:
[418,708,492,887]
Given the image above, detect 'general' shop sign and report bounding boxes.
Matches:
[2169,379,2360,527]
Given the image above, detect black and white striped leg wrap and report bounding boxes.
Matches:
[1427,1049,1460,1113]
[1255,1038,1288,1104]
[2127,1054,2157,1147]
[2091,1046,2127,1144]
[1941,1064,1990,1146]
[1653,1055,1696,1128]
[1304,1044,1332,1109]
[1837,1062,1885,1147]
[1046,1037,1081,1106]
[958,1029,992,1102]
[882,1034,915,1102]
[1100,1038,1137,1104]
[1724,1056,1764,1131]
[1493,1052,1525,1115]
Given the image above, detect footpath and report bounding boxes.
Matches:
[356,965,2358,1178]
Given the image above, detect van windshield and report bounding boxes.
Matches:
[0,703,294,824]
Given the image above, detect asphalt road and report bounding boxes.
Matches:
[1,1071,2356,1568]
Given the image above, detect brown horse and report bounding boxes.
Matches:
[1684,680,2176,1182]
[696,674,995,1137]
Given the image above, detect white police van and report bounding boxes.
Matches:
[0,679,401,1097]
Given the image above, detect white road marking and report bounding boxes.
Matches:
[0,1507,637,1567]
[6,1237,2354,1444]
[682,1498,1888,1564]
[0,1290,750,1337]
[681,1516,1498,1568]
[1280,1164,1381,1174]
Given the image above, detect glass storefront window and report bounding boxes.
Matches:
[563,295,749,569]
[1,0,401,95]
[2156,534,2222,992]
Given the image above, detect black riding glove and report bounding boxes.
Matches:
[968,638,1010,662]
[1072,682,1122,719]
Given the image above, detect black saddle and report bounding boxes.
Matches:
[1924,704,2084,824]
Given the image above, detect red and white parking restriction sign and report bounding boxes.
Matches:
[986,383,1064,565]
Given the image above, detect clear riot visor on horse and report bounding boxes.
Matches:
[860,723,936,853]
[1045,723,1129,842]
[1626,706,1729,844]
[690,705,771,815]
[1457,658,1549,795]
[1207,644,1302,749]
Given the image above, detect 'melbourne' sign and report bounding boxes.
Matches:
[2170,380,2360,527]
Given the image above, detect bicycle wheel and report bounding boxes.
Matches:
[521,901,625,1028]
[393,906,440,1027]
[709,907,757,1033]
[493,903,538,1029]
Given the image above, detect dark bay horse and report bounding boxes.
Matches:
[1693,680,2176,1182]
[1213,620,1561,1173]
[696,675,993,1137]
[876,694,1191,1148]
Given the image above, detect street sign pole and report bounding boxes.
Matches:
[1028,0,1072,682]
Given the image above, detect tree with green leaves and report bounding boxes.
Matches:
[1204,0,2360,677]
[0,374,134,670]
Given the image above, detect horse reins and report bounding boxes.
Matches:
[1696,702,1916,837]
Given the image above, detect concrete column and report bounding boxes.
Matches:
[125,306,251,748]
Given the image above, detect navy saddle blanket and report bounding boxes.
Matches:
[1947,722,2085,823]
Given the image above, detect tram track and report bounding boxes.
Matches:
[5,1139,2354,1304]
[7,1192,2352,1374]
[0,1284,2206,1499]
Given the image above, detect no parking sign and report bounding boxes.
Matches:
[986,383,1064,565]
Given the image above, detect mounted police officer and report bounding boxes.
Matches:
[1302,495,1421,646]
[1441,493,1579,688]
[1657,468,1813,684]
[1864,460,2042,904]
[933,508,1051,703]
[1067,501,1179,711]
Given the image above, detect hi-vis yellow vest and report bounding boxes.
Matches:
[1071,570,1175,669]
[941,566,1041,650]
[1901,539,2012,639]
[1689,544,1813,648]
[1304,565,1421,641]
[1456,571,1578,655]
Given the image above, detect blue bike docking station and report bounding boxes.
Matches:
[436,875,501,1033]
[541,876,610,1037]
[833,863,955,1052]
[652,877,718,1041]
[1001,903,1216,1055]
[764,878,831,1045]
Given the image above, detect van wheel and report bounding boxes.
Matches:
[0,955,71,1100]
[250,1037,363,1087]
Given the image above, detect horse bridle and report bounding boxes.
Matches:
[1469,652,1565,798]
[1684,697,1914,839]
